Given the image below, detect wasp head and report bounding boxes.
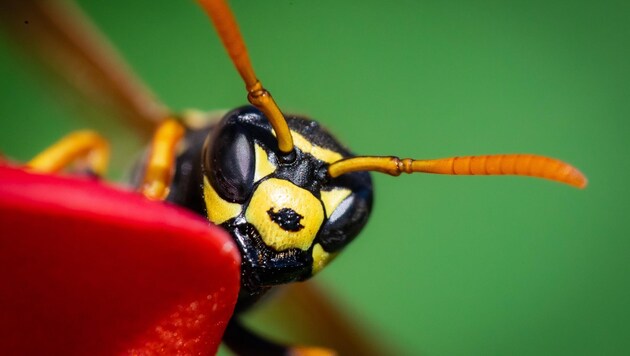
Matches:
[202,106,373,294]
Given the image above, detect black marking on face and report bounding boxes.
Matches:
[267,207,305,232]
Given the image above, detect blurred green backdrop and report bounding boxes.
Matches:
[1,0,629,355]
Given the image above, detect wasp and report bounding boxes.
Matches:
[0,0,587,354]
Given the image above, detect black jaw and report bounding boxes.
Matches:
[222,219,313,310]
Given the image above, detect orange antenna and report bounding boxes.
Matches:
[328,154,587,189]
[198,0,294,154]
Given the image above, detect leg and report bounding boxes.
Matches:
[139,119,185,200]
[223,319,335,356]
[27,130,110,177]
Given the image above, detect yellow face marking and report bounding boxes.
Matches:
[290,131,344,164]
[253,143,276,181]
[312,243,336,275]
[203,176,242,224]
[245,178,324,251]
[320,188,352,218]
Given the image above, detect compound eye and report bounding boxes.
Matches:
[318,188,372,252]
[204,121,255,203]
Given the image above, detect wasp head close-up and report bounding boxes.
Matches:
[1,0,628,355]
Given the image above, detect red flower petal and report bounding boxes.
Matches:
[0,166,240,355]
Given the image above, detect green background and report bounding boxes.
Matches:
[1,0,629,355]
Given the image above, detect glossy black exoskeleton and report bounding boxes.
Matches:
[163,106,373,311]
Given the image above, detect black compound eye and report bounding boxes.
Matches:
[318,184,373,252]
[204,119,256,203]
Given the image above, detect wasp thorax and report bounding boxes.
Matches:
[201,106,373,292]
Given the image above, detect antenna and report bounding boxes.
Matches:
[198,0,294,155]
[328,154,587,188]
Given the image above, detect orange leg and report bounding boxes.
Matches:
[27,130,110,177]
[139,119,185,200]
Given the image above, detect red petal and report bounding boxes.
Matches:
[0,166,240,355]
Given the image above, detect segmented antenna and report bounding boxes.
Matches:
[328,154,587,188]
[197,0,294,154]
